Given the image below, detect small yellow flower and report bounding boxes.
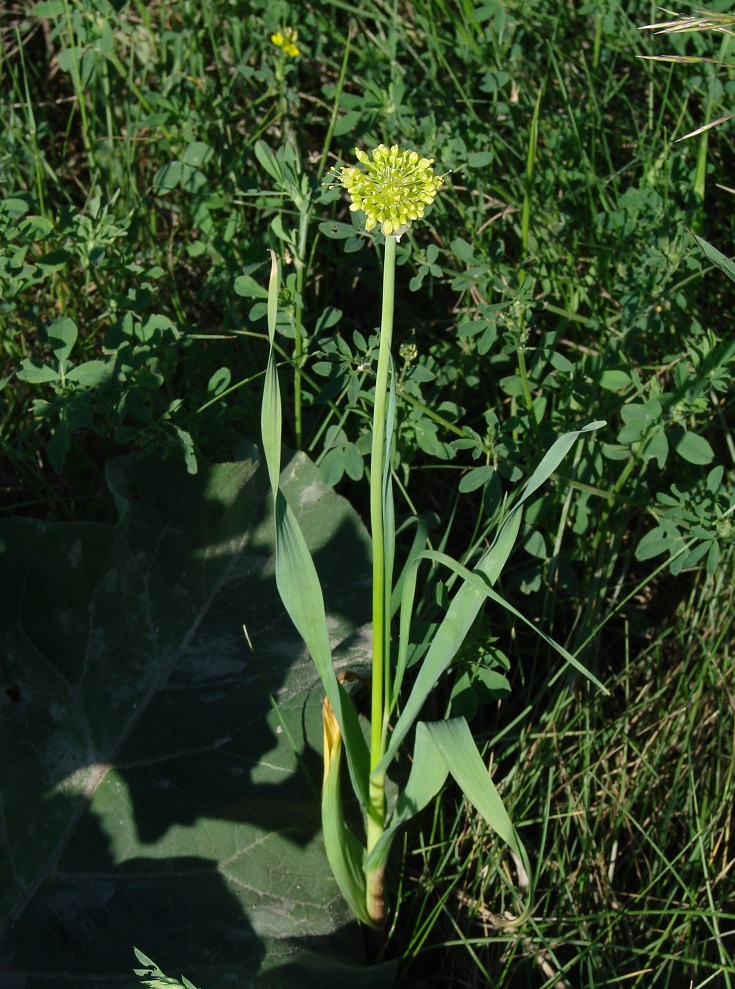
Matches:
[271,27,299,58]
[338,144,443,238]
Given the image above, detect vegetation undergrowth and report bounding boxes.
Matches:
[2,0,735,986]
[391,545,735,988]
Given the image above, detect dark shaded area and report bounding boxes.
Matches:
[0,454,391,988]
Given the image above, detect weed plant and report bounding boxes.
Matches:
[2,0,735,985]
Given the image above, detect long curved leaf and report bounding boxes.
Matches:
[376,421,605,777]
[421,550,608,691]
[424,718,520,853]
[321,700,371,926]
[261,252,369,807]
[374,509,523,777]
[364,722,448,872]
[423,717,532,925]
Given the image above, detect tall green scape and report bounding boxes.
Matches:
[258,144,607,931]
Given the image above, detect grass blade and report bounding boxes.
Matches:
[692,232,735,285]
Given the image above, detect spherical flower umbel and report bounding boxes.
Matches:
[338,144,443,238]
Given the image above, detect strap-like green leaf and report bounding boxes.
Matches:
[424,717,520,853]
[389,515,431,713]
[515,420,605,506]
[423,718,534,927]
[322,713,371,926]
[260,252,369,807]
[390,514,430,618]
[390,546,420,714]
[421,549,608,690]
[364,722,449,872]
[425,718,534,926]
[375,510,523,777]
[368,717,533,924]
[261,252,283,491]
[692,232,735,285]
[376,422,605,777]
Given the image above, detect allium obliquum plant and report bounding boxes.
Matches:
[259,144,606,931]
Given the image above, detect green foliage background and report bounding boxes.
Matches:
[2,0,735,986]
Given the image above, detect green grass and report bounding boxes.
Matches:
[2,0,735,984]
[392,546,735,987]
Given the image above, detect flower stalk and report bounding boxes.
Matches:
[365,233,396,925]
[336,146,442,925]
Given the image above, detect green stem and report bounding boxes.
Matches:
[521,87,542,261]
[316,25,354,182]
[366,234,396,926]
[516,345,535,419]
[293,209,310,449]
[398,388,469,439]
[62,0,93,167]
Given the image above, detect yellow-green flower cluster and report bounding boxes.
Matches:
[339,145,443,238]
[270,27,299,57]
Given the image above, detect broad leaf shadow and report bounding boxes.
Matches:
[0,453,390,987]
